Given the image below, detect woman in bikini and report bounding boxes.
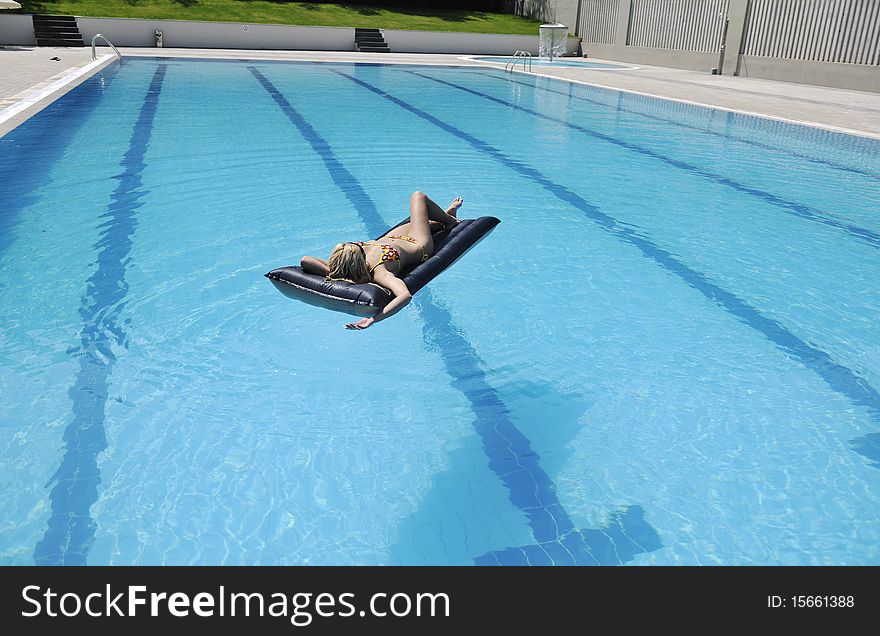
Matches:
[300,191,463,330]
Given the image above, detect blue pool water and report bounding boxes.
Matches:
[1,58,879,566]
[474,55,627,68]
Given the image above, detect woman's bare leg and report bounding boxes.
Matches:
[422,192,462,225]
[405,191,461,247]
[406,191,431,242]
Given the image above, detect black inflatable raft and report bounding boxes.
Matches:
[265,216,500,316]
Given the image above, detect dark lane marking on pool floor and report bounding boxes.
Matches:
[474,70,880,182]
[250,65,662,565]
[407,70,880,251]
[34,65,168,565]
[332,69,880,432]
[851,433,880,469]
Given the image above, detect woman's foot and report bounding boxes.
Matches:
[446,196,463,218]
[444,197,463,226]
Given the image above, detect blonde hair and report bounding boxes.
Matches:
[326,243,371,284]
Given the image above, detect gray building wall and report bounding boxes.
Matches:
[382,29,545,55]
[76,17,355,51]
[0,13,35,46]
[2,15,570,56]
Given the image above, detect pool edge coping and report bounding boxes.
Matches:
[0,54,117,138]
[1,49,878,142]
[495,62,880,142]
[461,55,643,72]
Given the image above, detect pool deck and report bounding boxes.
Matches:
[0,46,116,136]
[2,46,880,139]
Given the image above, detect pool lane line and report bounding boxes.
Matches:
[332,69,880,428]
[471,70,880,183]
[404,70,880,252]
[249,65,662,565]
[413,288,662,565]
[851,432,880,469]
[33,64,168,566]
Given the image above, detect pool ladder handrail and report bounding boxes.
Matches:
[505,50,532,73]
[91,34,123,64]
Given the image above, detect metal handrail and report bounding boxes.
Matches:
[91,33,122,63]
[505,50,532,73]
[505,50,518,71]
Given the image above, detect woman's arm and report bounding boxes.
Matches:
[301,256,330,276]
[345,270,411,330]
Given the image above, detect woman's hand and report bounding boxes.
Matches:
[346,272,410,330]
[345,317,375,330]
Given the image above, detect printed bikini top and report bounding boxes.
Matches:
[353,241,400,273]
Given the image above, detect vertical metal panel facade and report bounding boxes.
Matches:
[740,0,879,64]
[626,0,730,51]
[578,0,621,44]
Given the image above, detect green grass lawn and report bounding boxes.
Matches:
[16,1,542,34]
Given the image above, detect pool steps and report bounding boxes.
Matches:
[32,15,84,48]
[354,28,390,53]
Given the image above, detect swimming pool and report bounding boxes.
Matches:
[1,57,879,565]
[472,56,628,69]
